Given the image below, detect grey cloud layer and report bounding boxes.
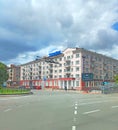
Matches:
[0,0,118,63]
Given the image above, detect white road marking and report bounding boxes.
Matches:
[83,109,100,115]
[75,106,77,109]
[79,100,117,106]
[112,105,118,108]
[74,110,77,115]
[75,103,78,106]
[11,96,31,99]
[4,108,12,112]
[72,126,76,130]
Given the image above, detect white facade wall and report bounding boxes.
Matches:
[20,48,118,90]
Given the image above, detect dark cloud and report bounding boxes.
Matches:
[0,0,118,64]
[88,29,118,50]
[0,39,36,61]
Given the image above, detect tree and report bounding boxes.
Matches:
[114,74,118,84]
[0,62,8,86]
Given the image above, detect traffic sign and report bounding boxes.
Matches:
[82,73,93,81]
[43,76,47,81]
[102,81,109,85]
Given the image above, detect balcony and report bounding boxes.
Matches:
[91,58,96,62]
[49,75,53,79]
[103,62,107,65]
[65,70,71,74]
[38,66,41,69]
[64,63,71,68]
[90,64,95,68]
[65,59,71,62]
[49,67,53,70]
[103,67,107,70]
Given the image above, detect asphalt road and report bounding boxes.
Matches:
[0,90,118,130]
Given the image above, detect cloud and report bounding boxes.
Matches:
[0,0,118,64]
[97,44,118,59]
[5,44,66,65]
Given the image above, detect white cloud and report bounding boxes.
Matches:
[6,44,66,65]
[0,0,118,64]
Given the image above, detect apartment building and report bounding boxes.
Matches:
[7,64,20,87]
[19,48,118,90]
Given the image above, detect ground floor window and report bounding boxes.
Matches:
[76,81,79,86]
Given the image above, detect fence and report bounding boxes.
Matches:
[87,83,118,94]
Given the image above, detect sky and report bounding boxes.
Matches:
[0,0,118,65]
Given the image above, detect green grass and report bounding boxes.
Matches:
[0,88,31,95]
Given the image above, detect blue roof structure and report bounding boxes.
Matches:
[48,51,62,57]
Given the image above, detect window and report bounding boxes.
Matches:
[59,75,62,78]
[59,58,62,61]
[76,74,79,78]
[71,68,73,72]
[86,68,89,72]
[100,76,102,79]
[76,53,79,58]
[67,56,70,60]
[59,70,62,73]
[76,60,79,64]
[76,81,79,86]
[59,64,62,67]
[76,67,79,71]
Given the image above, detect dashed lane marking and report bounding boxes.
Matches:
[75,106,77,110]
[74,110,77,115]
[72,126,76,130]
[75,103,78,106]
[111,105,118,108]
[83,109,100,115]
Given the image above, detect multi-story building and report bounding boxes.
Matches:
[7,64,20,87]
[19,48,118,90]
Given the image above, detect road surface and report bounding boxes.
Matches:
[0,90,118,130]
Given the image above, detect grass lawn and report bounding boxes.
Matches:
[0,88,31,95]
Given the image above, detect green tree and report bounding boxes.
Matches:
[0,62,8,86]
[114,74,118,84]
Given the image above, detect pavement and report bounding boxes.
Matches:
[0,90,118,130]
